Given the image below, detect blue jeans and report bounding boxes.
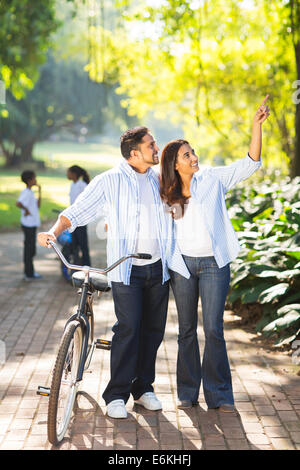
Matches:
[170,255,233,408]
[102,260,169,405]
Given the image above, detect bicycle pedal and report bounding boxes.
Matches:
[96,339,111,350]
[36,386,51,397]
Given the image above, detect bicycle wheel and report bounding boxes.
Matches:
[48,320,83,445]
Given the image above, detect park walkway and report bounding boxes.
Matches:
[0,222,299,451]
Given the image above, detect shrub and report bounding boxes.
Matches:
[226,171,300,347]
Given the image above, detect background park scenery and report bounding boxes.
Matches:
[0,0,300,353]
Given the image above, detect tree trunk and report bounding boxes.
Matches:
[290,40,300,177]
[20,141,35,163]
[0,141,11,166]
[290,1,300,177]
[1,140,35,167]
[292,99,300,177]
[0,141,19,168]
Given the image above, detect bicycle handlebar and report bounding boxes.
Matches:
[48,240,152,275]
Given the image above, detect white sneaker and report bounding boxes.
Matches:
[134,392,162,411]
[107,399,127,419]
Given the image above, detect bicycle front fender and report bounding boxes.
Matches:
[77,314,90,382]
[64,314,90,382]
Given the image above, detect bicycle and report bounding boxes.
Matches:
[37,240,152,446]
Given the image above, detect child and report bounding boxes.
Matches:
[66,165,91,266]
[16,170,42,281]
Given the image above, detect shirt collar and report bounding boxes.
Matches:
[119,159,155,180]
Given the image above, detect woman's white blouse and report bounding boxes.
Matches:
[174,197,214,257]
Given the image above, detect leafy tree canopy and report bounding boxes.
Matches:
[86,0,298,172]
[0,0,77,99]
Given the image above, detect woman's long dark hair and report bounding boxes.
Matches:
[68,165,90,184]
[160,139,189,219]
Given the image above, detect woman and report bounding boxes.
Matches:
[160,96,270,412]
[67,165,91,266]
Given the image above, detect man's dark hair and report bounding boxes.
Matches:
[21,170,35,185]
[120,126,150,160]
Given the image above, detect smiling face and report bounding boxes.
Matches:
[128,132,160,172]
[175,143,199,176]
[136,133,160,166]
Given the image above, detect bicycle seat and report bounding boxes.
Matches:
[72,271,111,292]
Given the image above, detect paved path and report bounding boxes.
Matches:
[0,222,299,451]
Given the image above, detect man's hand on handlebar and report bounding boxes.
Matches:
[38,232,57,248]
[38,215,71,248]
[43,239,152,275]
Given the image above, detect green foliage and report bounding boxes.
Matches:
[226,171,300,347]
[97,0,297,173]
[0,55,132,166]
[0,0,66,98]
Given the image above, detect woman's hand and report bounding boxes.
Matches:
[249,94,271,160]
[253,94,270,125]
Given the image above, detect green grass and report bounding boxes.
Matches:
[0,140,120,231]
[34,140,122,174]
[1,174,72,231]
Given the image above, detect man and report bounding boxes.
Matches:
[37,126,189,419]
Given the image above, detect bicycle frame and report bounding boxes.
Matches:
[66,282,92,382]
[48,240,152,383]
[37,241,153,444]
[59,273,98,383]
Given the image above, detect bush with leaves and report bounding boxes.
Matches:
[226,171,300,347]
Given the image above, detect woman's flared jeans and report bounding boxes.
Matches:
[170,255,234,408]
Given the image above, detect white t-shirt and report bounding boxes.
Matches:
[132,172,161,266]
[18,188,40,228]
[175,196,213,257]
[70,180,87,205]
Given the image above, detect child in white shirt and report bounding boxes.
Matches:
[67,165,91,266]
[16,170,42,280]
